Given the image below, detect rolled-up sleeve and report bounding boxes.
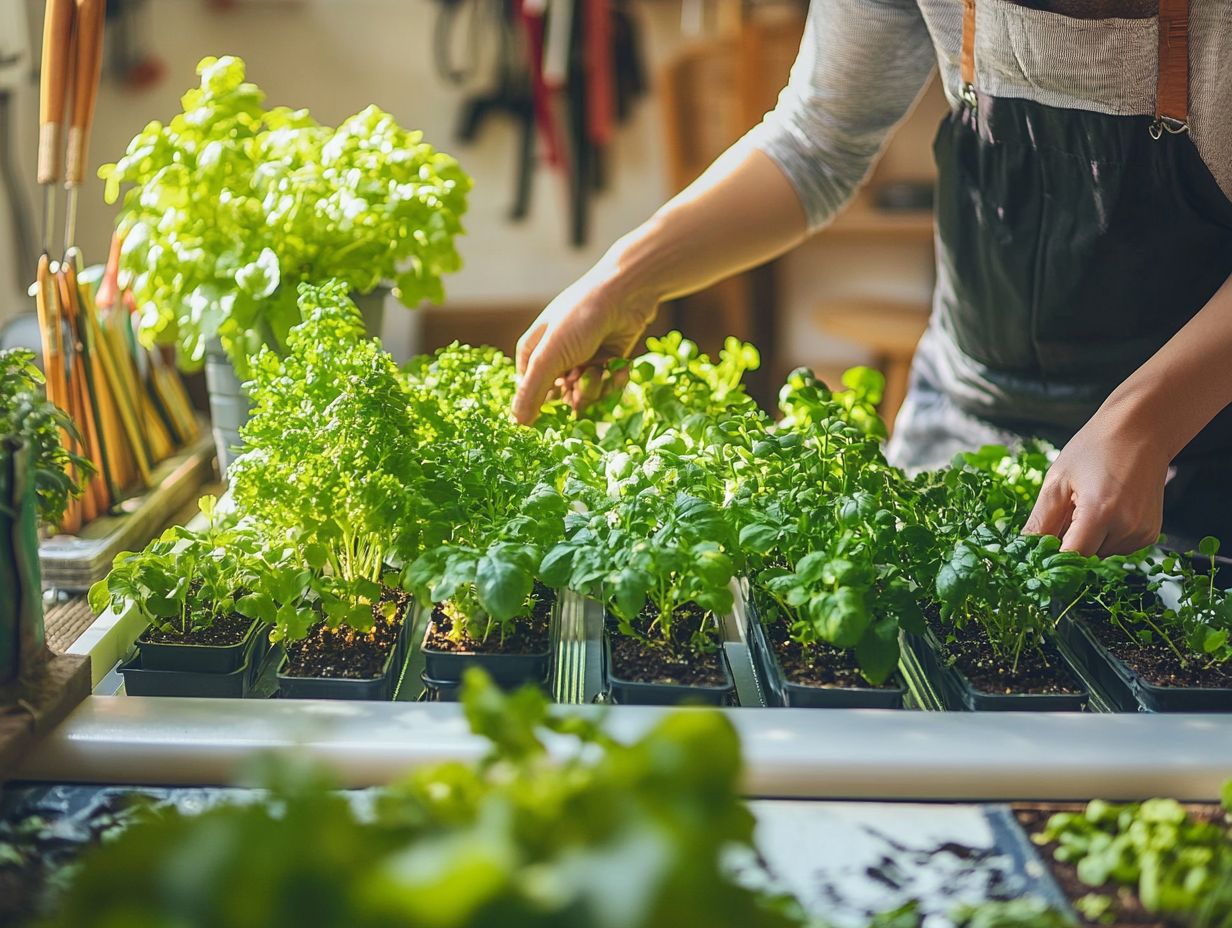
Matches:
[745,0,938,232]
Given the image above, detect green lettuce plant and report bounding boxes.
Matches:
[100,55,471,374]
[228,282,427,640]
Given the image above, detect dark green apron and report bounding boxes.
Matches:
[887,0,1232,546]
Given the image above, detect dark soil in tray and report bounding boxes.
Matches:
[424,584,552,655]
[1014,805,1227,928]
[141,610,252,646]
[283,588,410,680]
[1088,614,1232,690]
[941,622,1084,696]
[767,620,895,689]
[609,602,726,688]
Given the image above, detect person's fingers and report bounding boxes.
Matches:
[516,320,546,376]
[1023,477,1073,538]
[570,366,606,412]
[1098,520,1162,558]
[513,326,572,425]
[609,364,630,396]
[1060,506,1109,556]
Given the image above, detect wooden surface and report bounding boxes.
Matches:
[0,650,91,779]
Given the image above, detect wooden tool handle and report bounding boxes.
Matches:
[38,0,76,185]
[65,0,106,187]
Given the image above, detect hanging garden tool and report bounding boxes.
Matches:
[436,0,643,244]
[445,0,550,221]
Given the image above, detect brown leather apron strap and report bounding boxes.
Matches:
[1154,0,1190,135]
[960,0,1190,135]
[960,0,977,105]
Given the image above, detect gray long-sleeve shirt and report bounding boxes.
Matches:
[747,0,1232,232]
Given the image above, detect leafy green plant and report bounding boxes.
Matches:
[1033,784,1232,927]
[101,55,471,374]
[541,441,737,651]
[900,443,1096,672]
[933,526,1092,670]
[87,496,259,636]
[401,346,569,643]
[0,348,93,527]
[1091,538,1232,671]
[41,672,805,928]
[581,333,765,451]
[715,367,922,683]
[228,282,429,639]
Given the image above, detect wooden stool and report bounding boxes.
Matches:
[813,299,930,433]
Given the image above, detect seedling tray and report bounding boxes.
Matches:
[276,653,398,701]
[277,619,409,701]
[601,634,735,706]
[119,650,258,698]
[419,670,549,702]
[745,611,905,709]
[904,628,1090,712]
[420,600,555,686]
[135,618,260,675]
[1058,612,1232,713]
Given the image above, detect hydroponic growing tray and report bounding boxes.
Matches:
[12,581,1232,801]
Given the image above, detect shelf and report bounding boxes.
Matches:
[819,191,935,240]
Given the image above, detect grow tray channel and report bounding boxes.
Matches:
[80,580,1213,713]
[95,597,573,704]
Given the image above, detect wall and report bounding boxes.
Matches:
[0,0,688,340]
[0,0,938,374]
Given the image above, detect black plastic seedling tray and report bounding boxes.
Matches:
[421,642,552,686]
[745,612,905,709]
[904,628,1090,712]
[601,634,735,706]
[120,650,258,698]
[419,670,549,702]
[420,597,555,686]
[1058,612,1232,712]
[135,618,261,674]
[276,618,410,701]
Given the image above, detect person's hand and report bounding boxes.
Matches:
[1023,412,1169,556]
[512,267,659,424]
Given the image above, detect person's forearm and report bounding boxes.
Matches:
[593,144,810,308]
[1096,272,1232,459]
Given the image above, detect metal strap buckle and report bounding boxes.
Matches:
[1149,116,1189,140]
[961,83,977,108]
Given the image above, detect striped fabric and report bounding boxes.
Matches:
[746,0,1232,232]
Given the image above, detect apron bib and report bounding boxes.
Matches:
[887,0,1232,543]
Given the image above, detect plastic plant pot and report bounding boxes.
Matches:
[419,670,548,703]
[120,650,257,698]
[420,594,556,686]
[1058,612,1232,712]
[275,646,400,701]
[135,618,260,675]
[275,598,412,701]
[904,627,1090,712]
[601,632,735,706]
[745,609,905,709]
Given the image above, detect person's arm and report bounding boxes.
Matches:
[512,0,937,423]
[1025,271,1232,555]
